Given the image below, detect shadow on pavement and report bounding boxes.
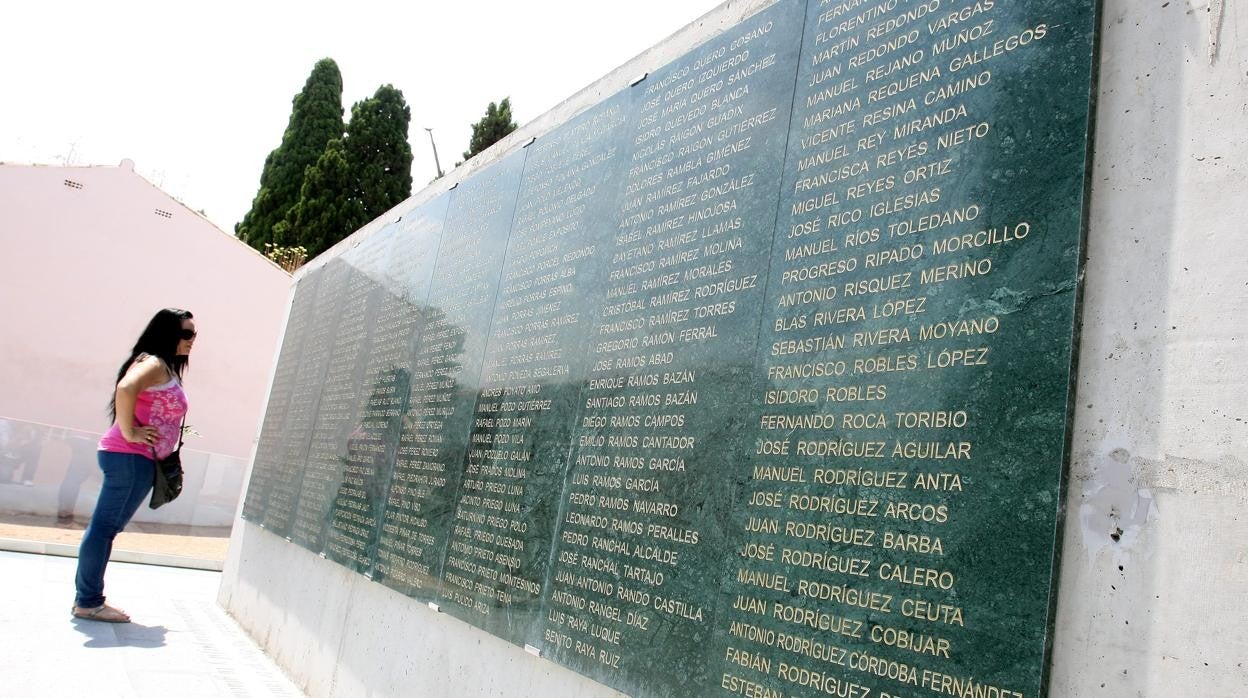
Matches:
[71,617,169,649]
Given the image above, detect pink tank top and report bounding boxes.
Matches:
[99,375,189,460]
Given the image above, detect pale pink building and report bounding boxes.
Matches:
[0,160,291,526]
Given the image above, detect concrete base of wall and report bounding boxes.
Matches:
[218,521,623,697]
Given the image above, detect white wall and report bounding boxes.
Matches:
[1048,0,1248,694]
[219,1,1248,695]
[0,161,291,525]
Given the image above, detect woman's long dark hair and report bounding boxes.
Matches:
[107,308,193,421]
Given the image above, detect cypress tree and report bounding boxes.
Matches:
[237,58,345,249]
[462,98,518,162]
[283,139,365,258]
[345,84,414,222]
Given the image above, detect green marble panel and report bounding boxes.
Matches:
[241,270,320,524]
[532,2,806,694]
[362,192,464,592]
[434,93,633,645]
[321,222,425,572]
[259,262,344,537]
[337,199,451,575]
[707,2,1099,698]
[289,258,382,553]
[371,152,527,602]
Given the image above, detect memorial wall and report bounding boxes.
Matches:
[240,1,1099,695]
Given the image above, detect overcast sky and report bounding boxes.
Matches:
[2,0,720,233]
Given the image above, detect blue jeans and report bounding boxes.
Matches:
[74,450,153,608]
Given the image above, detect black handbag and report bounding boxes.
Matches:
[149,415,185,509]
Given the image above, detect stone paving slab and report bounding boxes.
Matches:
[0,551,302,697]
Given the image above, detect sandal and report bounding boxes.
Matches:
[71,604,130,623]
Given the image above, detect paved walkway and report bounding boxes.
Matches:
[0,551,302,697]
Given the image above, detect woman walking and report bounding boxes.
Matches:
[72,308,194,622]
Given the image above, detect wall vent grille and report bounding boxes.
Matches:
[155,208,173,219]
[63,179,84,189]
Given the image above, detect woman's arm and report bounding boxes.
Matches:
[114,355,168,444]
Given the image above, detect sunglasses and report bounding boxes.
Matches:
[179,329,198,340]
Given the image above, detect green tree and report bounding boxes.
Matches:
[283,139,365,258]
[236,58,345,249]
[462,97,518,162]
[345,84,414,222]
